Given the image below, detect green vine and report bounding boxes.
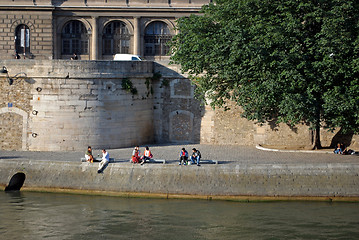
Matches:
[152,71,162,81]
[145,78,151,91]
[160,78,169,88]
[121,78,138,95]
[145,72,162,96]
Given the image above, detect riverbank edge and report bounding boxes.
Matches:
[1,159,359,202]
[1,185,359,202]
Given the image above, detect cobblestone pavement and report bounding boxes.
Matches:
[0,144,358,164]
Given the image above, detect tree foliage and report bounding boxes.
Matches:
[170,0,359,148]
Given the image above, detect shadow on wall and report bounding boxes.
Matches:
[153,62,205,144]
[52,0,69,7]
[330,128,354,148]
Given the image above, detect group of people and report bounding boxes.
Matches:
[131,146,202,166]
[85,145,203,173]
[333,143,355,155]
[131,146,153,165]
[179,148,201,166]
[85,146,110,173]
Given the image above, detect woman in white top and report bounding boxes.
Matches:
[140,146,153,165]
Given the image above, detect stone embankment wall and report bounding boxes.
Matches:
[0,60,154,151]
[200,101,359,149]
[1,160,359,200]
[1,59,358,151]
[152,62,203,144]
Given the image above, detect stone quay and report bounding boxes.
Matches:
[1,144,358,201]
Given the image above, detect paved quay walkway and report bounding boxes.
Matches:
[0,144,358,165]
[1,144,359,200]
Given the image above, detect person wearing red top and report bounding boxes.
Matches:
[131,146,141,163]
[140,146,153,165]
[178,148,188,165]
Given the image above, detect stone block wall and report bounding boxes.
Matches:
[200,101,359,149]
[0,70,32,150]
[1,59,358,151]
[0,112,23,150]
[1,160,359,198]
[0,10,53,60]
[0,60,155,151]
[152,62,203,144]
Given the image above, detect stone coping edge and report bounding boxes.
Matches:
[1,185,359,202]
[256,145,333,154]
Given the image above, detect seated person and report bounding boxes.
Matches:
[85,146,94,163]
[140,146,153,165]
[190,148,201,166]
[131,146,141,163]
[98,149,110,173]
[343,147,354,155]
[334,143,343,154]
[179,148,188,165]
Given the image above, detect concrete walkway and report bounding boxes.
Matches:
[0,144,358,165]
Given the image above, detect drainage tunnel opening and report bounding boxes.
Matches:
[5,172,26,192]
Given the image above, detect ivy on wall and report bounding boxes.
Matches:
[121,78,137,95]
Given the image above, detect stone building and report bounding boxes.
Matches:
[0,0,211,61]
[1,0,358,151]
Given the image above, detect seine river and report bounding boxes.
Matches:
[0,192,358,240]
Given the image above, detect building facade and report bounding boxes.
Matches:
[0,0,211,61]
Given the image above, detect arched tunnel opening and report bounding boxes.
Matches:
[5,172,26,192]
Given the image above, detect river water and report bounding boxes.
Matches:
[0,192,358,240]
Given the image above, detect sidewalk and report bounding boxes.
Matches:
[1,144,358,165]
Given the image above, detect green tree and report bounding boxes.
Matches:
[170,0,359,149]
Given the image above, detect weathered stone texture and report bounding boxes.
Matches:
[1,59,358,151]
[153,63,203,144]
[1,160,358,198]
[0,76,32,112]
[0,60,154,151]
[201,101,359,148]
[0,113,22,150]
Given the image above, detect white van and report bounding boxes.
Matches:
[113,54,142,61]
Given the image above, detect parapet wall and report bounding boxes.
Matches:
[0,60,155,151]
[1,160,359,199]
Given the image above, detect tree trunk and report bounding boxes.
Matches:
[312,124,322,150]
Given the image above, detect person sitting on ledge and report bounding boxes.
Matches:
[98,149,110,173]
[140,146,153,165]
[343,147,355,155]
[190,148,201,166]
[334,143,343,154]
[179,148,188,165]
[131,146,141,164]
[85,146,94,163]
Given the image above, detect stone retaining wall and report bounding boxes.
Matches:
[1,160,358,199]
[0,60,155,151]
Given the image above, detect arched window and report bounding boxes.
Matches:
[102,21,130,55]
[144,21,172,56]
[61,20,89,55]
[15,24,30,54]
